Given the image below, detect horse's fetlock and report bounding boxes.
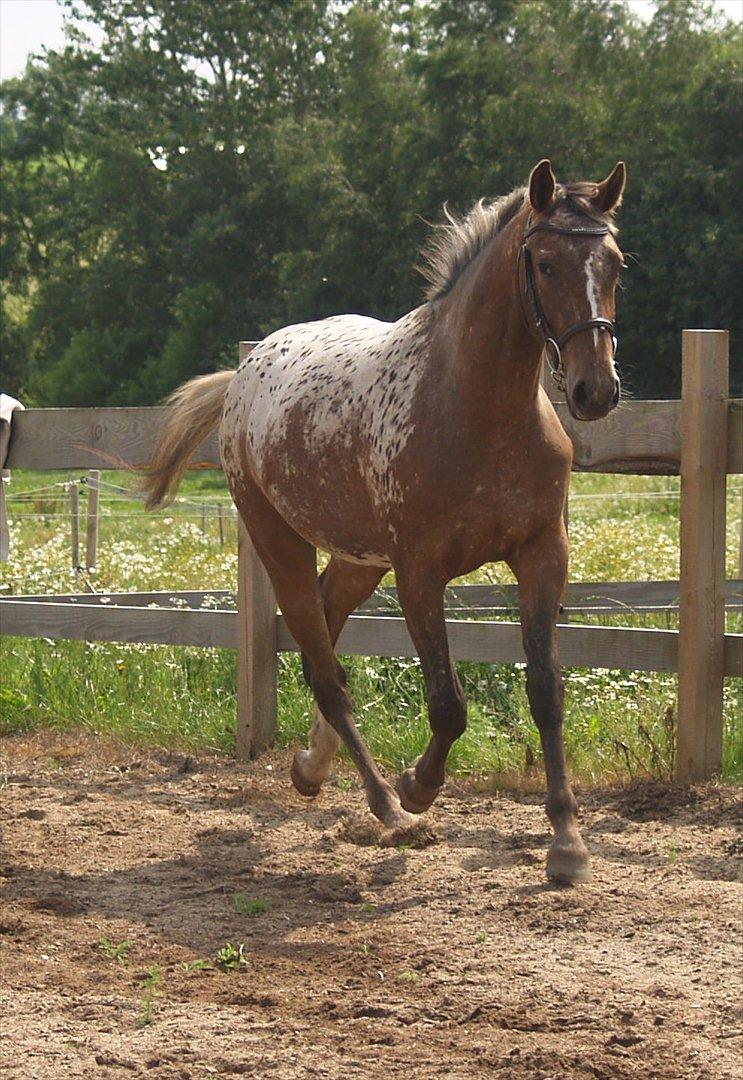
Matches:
[546,788,579,823]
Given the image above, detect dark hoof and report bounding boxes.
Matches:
[397,768,440,815]
[290,753,322,798]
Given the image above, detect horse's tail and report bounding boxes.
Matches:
[139,370,235,510]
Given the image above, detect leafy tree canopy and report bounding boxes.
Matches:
[1,0,740,404]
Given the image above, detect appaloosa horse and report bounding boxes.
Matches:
[142,159,626,883]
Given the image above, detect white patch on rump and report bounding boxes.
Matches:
[219,305,433,562]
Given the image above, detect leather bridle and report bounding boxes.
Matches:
[519,214,618,391]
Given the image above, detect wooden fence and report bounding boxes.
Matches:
[1,330,741,780]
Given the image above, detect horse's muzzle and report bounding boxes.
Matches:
[568,376,621,421]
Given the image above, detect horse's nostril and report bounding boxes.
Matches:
[573,381,589,408]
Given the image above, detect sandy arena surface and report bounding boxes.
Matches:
[1,733,741,1079]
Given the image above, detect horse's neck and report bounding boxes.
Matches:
[431,209,544,422]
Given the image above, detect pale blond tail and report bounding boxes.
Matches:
[139,370,234,510]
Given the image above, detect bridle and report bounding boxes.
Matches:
[518,214,618,391]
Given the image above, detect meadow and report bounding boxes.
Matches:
[1,468,741,785]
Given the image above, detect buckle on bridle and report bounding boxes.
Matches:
[544,338,566,390]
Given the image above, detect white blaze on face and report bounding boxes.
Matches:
[583,249,601,347]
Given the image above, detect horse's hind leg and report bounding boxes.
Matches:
[234,493,412,829]
[394,570,467,814]
[292,558,384,796]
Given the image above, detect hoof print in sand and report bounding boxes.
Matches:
[336,815,439,849]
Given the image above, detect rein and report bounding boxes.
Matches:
[518,214,618,391]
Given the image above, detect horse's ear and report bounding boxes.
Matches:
[528,159,557,214]
[594,161,626,214]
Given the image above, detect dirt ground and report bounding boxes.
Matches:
[1,733,741,1079]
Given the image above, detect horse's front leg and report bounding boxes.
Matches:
[395,572,467,813]
[511,526,591,884]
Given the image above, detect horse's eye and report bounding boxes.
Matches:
[538,261,552,276]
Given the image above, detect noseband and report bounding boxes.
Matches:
[519,215,618,391]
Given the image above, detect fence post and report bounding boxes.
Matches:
[234,340,277,761]
[676,329,729,781]
[236,510,278,761]
[86,469,100,570]
[69,482,80,568]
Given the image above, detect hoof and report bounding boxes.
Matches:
[378,805,418,831]
[397,768,440,815]
[546,842,592,885]
[290,752,322,798]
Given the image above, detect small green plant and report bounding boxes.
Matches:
[361,902,377,914]
[335,776,355,791]
[180,958,213,972]
[216,942,248,972]
[358,942,370,957]
[233,893,269,916]
[397,969,418,982]
[667,843,679,865]
[475,931,488,944]
[98,937,133,963]
[135,965,163,1028]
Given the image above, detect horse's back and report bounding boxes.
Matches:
[220,307,431,559]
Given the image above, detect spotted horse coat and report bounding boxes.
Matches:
[142,160,627,885]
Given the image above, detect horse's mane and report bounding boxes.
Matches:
[419,181,617,302]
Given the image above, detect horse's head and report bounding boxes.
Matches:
[523,159,626,421]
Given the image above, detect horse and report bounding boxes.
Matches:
[142,159,626,884]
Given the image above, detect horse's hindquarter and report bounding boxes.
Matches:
[221,309,432,563]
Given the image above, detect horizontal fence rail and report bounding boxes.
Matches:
[2,599,741,678]
[7,579,743,614]
[5,400,743,475]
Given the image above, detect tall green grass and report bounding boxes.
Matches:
[1,470,741,783]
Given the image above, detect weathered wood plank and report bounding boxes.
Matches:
[7,590,234,606]
[0,599,236,648]
[236,515,277,761]
[7,400,742,474]
[2,601,740,676]
[7,578,742,614]
[728,399,742,474]
[364,579,743,613]
[85,470,100,570]
[677,330,729,781]
[4,406,222,471]
[69,483,80,568]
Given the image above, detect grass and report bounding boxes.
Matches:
[233,894,269,916]
[1,468,741,785]
[98,937,133,963]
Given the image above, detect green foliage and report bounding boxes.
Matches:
[1,1,739,403]
[216,942,248,973]
[98,937,133,963]
[135,964,163,1027]
[233,894,269,916]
